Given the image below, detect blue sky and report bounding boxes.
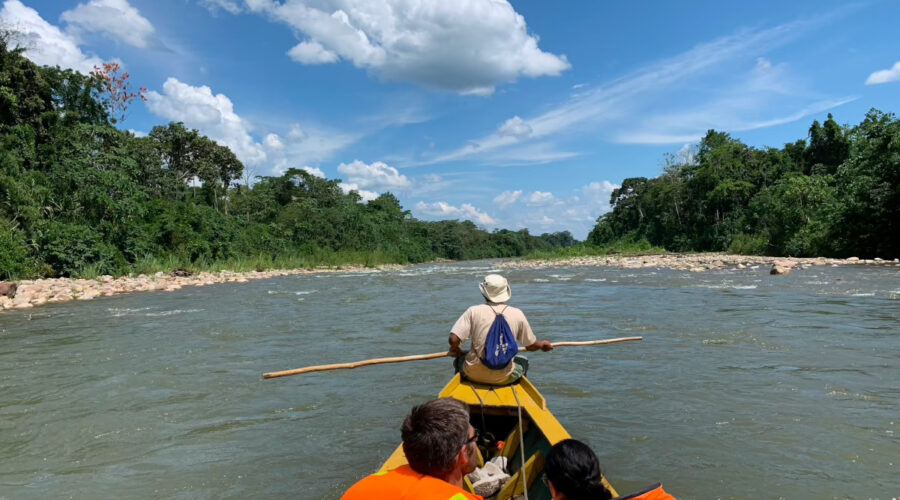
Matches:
[2,0,898,239]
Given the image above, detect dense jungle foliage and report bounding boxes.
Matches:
[589,110,900,258]
[0,35,572,280]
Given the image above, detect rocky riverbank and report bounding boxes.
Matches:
[3,254,898,313]
[501,252,900,273]
[0,265,403,313]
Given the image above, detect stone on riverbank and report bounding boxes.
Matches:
[0,282,17,297]
[770,265,791,275]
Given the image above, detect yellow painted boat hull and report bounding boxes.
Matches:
[379,374,617,499]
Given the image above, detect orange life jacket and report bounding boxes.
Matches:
[614,482,676,500]
[341,464,483,500]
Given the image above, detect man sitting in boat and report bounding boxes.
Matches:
[448,274,554,385]
[342,398,483,500]
[544,439,676,500]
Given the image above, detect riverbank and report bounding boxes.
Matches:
[4,253,898,313]
[0,265,403,313]
[501,252,900,272]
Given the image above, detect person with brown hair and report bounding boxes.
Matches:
[342,398,482,500]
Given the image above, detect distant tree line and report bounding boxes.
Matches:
[588,111,899,258]
[0,34,573,280]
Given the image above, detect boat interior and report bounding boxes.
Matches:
[465,403,553,499]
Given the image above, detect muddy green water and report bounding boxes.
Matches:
[1,261,898,499]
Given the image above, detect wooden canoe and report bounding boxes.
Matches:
[379,374,618,499]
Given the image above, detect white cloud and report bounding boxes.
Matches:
[127,129,147,137]
[414,201,497,226]
[246,0,569,94]
[340,182,378,202]
[488,180,619,239]
[301,166,325,178]
[61,0,156,48]
[676,143,697,165]
[525,191,555,206]
[287,123,306,139]
[865,61,900,85]
[264,133,284,150]
[200,0,243,14]
[269,123,358,174]
[287,40,339,64]
[615,96,857,144]
[425,10,855,163]
[337,160,411,191]
[498,116,533,139]
[145,77,267,165]
[493,190,522,208]
[581,181,617,207]
[0,0,103,73]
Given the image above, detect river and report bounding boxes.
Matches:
[1,261,898,499]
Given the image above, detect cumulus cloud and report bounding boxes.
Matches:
[0,0,103,73]
[287,40,339,64]
[61,0,156,48]
[414,201,497,226]
[246,0,569,94]
[301,166,325,178]
[525,191,556,206]
[264,133,284,150]
[337,160,411,191]
[581,181,617,207]
[498,116,533,139]
[865,61,900,85]
[145,77,267,165]
[340,183,378,202]
[487,180,619,238]
[493,190,522,208]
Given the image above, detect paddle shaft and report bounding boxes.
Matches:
[263,352,449,379]
[551,336,643,347]
[262,336,642,379]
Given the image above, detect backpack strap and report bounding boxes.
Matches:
[488,304,509,316]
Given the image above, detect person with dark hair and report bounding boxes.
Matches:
[544,439,613,500]
[342,398,482,500]
[544,439,676,500]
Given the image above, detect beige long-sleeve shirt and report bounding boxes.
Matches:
[451,303,536,384]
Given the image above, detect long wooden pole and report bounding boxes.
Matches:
[262,336,642,379]
[551,336,643,347]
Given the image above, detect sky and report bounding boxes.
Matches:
[2,0,899,239]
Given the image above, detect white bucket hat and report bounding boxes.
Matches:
[479,274,511,303]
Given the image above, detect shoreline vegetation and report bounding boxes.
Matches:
[0,34,573,282]
[3,252,897,313]
[2,33,898,314]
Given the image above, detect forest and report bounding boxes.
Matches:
[588,110,899,258]
[4,30,897,282]
[0,34,572,280]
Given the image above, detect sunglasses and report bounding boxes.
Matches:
[463,428,480,447]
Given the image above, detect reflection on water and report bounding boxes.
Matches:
[1,261,898,499]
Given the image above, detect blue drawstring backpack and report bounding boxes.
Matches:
[482,305,519,369]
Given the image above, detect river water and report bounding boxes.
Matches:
[1,261,898,499]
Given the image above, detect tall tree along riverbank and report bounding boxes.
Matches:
[589,111,899,259]
[0,35,570,280]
